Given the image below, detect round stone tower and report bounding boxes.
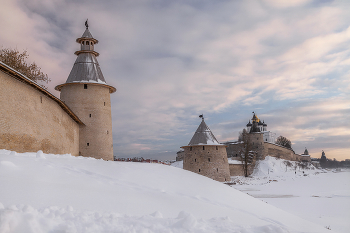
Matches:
[182,117,230,182]
[249,112,264,159]
[55,22,116,160]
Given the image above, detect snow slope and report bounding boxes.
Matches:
[0,150,332,232]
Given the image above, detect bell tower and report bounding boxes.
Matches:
[55,21,116,160]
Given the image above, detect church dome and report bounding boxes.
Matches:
[251,112,260,123]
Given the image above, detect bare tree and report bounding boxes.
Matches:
[238,128,247,142]
[276,136,292,149]
[0,48,50,88]
[239,132,257,177]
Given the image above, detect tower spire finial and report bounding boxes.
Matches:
[85,19,89,29]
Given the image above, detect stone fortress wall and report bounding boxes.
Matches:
[223,112,304,176]
[229,163,255,176]
[1,25,116,161]
[183,145,231,182]
[226,134,297,162]
[226,139,298,176]
[263,142,298,161]
[0,62,81,156]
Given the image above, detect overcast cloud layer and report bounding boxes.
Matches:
[1,0,349,160]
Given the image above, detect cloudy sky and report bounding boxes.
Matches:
[1,0,349,161]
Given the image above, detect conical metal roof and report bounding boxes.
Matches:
[66,53,106,83]
[188,119,220,146]
[66,26,105,84]
[82,28,94,39]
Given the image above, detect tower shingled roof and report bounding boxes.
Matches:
[188,119,220,146]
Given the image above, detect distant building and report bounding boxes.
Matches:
[300,148,311,162]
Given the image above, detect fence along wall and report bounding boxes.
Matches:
[0,63,81,156]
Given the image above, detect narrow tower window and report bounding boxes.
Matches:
[208,158,210,162]
[217,168,218,172]
[190,147,192,151]
[84,84,87,89]
[86,41,89,45]
[107,130,109,134]
[89,114,91,117]
[40,96,42,103]
[87,143,89,146]
[195,159,196,162]
[104,102,106,106]
[216,146,218,150]
[203,146,205,150]
[199,169,201,172]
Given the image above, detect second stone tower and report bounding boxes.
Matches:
[182,116,230,182]
[55,22,116,160]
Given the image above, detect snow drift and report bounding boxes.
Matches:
[0,150,331,232]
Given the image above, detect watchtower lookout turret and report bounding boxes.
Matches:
[55,21,116,160]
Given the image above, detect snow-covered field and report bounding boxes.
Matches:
[230,156,350,233]
[0,150,346,233]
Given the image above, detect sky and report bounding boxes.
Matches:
[1,0,349,161]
